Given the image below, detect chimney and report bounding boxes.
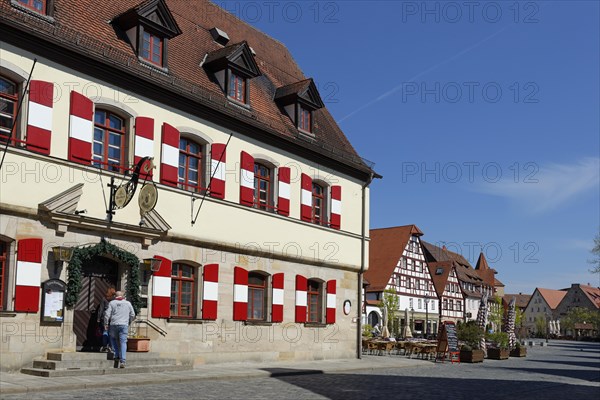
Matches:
[209,27,230,46]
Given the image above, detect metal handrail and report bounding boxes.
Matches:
[134,319,167,337]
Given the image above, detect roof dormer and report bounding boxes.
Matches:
[113,0,182,70]
[203,41,261,106]
[275,79,324,134]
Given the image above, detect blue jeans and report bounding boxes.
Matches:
[109,325,129,362]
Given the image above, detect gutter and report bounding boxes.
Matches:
[357,171,378,359]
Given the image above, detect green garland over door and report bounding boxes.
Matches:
[65,240,142,314]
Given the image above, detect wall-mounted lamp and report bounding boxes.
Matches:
[52,246,74,274]
[143,257,162,272]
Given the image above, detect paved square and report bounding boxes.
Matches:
[2,340,599,399]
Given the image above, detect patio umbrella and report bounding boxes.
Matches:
[555,319,561,335]
[382,307,388,337]
[382,325,391,339]
[476,293,489,356]
[403,308,413,338]
[505,297,517,349]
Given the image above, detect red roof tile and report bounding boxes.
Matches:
[503,293,531,309]
[580,284,600,309]
[1,0,373,174]
[537,288,568,309]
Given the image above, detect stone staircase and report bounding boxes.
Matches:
[21,352,191,377]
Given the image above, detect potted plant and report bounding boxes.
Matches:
[510,341,527,357]
[487,332,509,360]
[457,321,485,363]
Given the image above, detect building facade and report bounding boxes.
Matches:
[364,225,439,338]
[523,288,567,335]
[0,0,376,372]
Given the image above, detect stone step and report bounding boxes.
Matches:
[46,352,167,361]
[21,364,190,378]
[33,357,178,370]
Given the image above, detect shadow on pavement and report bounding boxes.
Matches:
[529,359,600,370]
[271,372,600,400]
[504,366,600,382]
[262,368,324,377]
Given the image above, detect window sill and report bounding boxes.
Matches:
[304,322,328,328]
[244,320,273,326]
[138,57,170,76]
[226,98,252,112]
[0,311,17,318]
[167,318,205,324]
[10,1,55,23]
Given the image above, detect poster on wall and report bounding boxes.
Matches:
[41,279,66,324]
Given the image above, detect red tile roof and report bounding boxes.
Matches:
[1,0,373,174]
[427,261,452,298]
[537,288,568,310]
[580,284,600,309]
[366,225,423,292]
[503,293,531,309]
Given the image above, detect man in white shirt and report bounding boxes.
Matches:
[104,291,135,369]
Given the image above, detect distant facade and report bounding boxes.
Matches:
[523,288,567,335]
[364,225,439,338]
[555,284,600,337]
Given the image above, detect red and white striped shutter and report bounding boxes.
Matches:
[68,91,93,165]
[15,238,43,312]
[326,280,336,324]
[202,264,219,320]
[134,117,154,179]
[330,186,342,230]
[26,80,53,155]
[277,167,290,216]
[160,123,180,187]
[295,275,307,323]
[233,266,248,321]
[271,273,284,322]
[210,143,226,199]
[300,174,312,222]
[240,151,254,206]
[151,255,172,318]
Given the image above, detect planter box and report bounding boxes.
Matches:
[459,349,484,363]
[510,347,527,357]
[127,338,150,352]
[487,348,509,360]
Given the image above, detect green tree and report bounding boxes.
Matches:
[488,296,504,332]
[590,230,600,274]
[534,315,547,336]
[379,288,400,334]
[562,307,600,336]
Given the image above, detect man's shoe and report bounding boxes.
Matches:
[113,359,120,368]
[119,361,126,369]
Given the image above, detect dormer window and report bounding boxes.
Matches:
[275,79,324,136]
[141,31,163,66]
[299,105,312,133]
[113,0,181,70]
[203,41,261,106]
[228,71,246,103]
[17,0,46,13]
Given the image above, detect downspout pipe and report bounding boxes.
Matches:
[357,171,377,359]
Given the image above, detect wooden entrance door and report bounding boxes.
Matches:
[73,256,118,351]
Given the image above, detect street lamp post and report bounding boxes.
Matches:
[424,294,430,339]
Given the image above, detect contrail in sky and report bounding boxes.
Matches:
[337,26,509,124]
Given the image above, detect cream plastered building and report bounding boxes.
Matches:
[0,0,377,372]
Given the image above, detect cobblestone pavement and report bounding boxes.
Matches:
[3,341,599,399]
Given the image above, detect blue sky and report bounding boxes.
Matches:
[229,0,600,294]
